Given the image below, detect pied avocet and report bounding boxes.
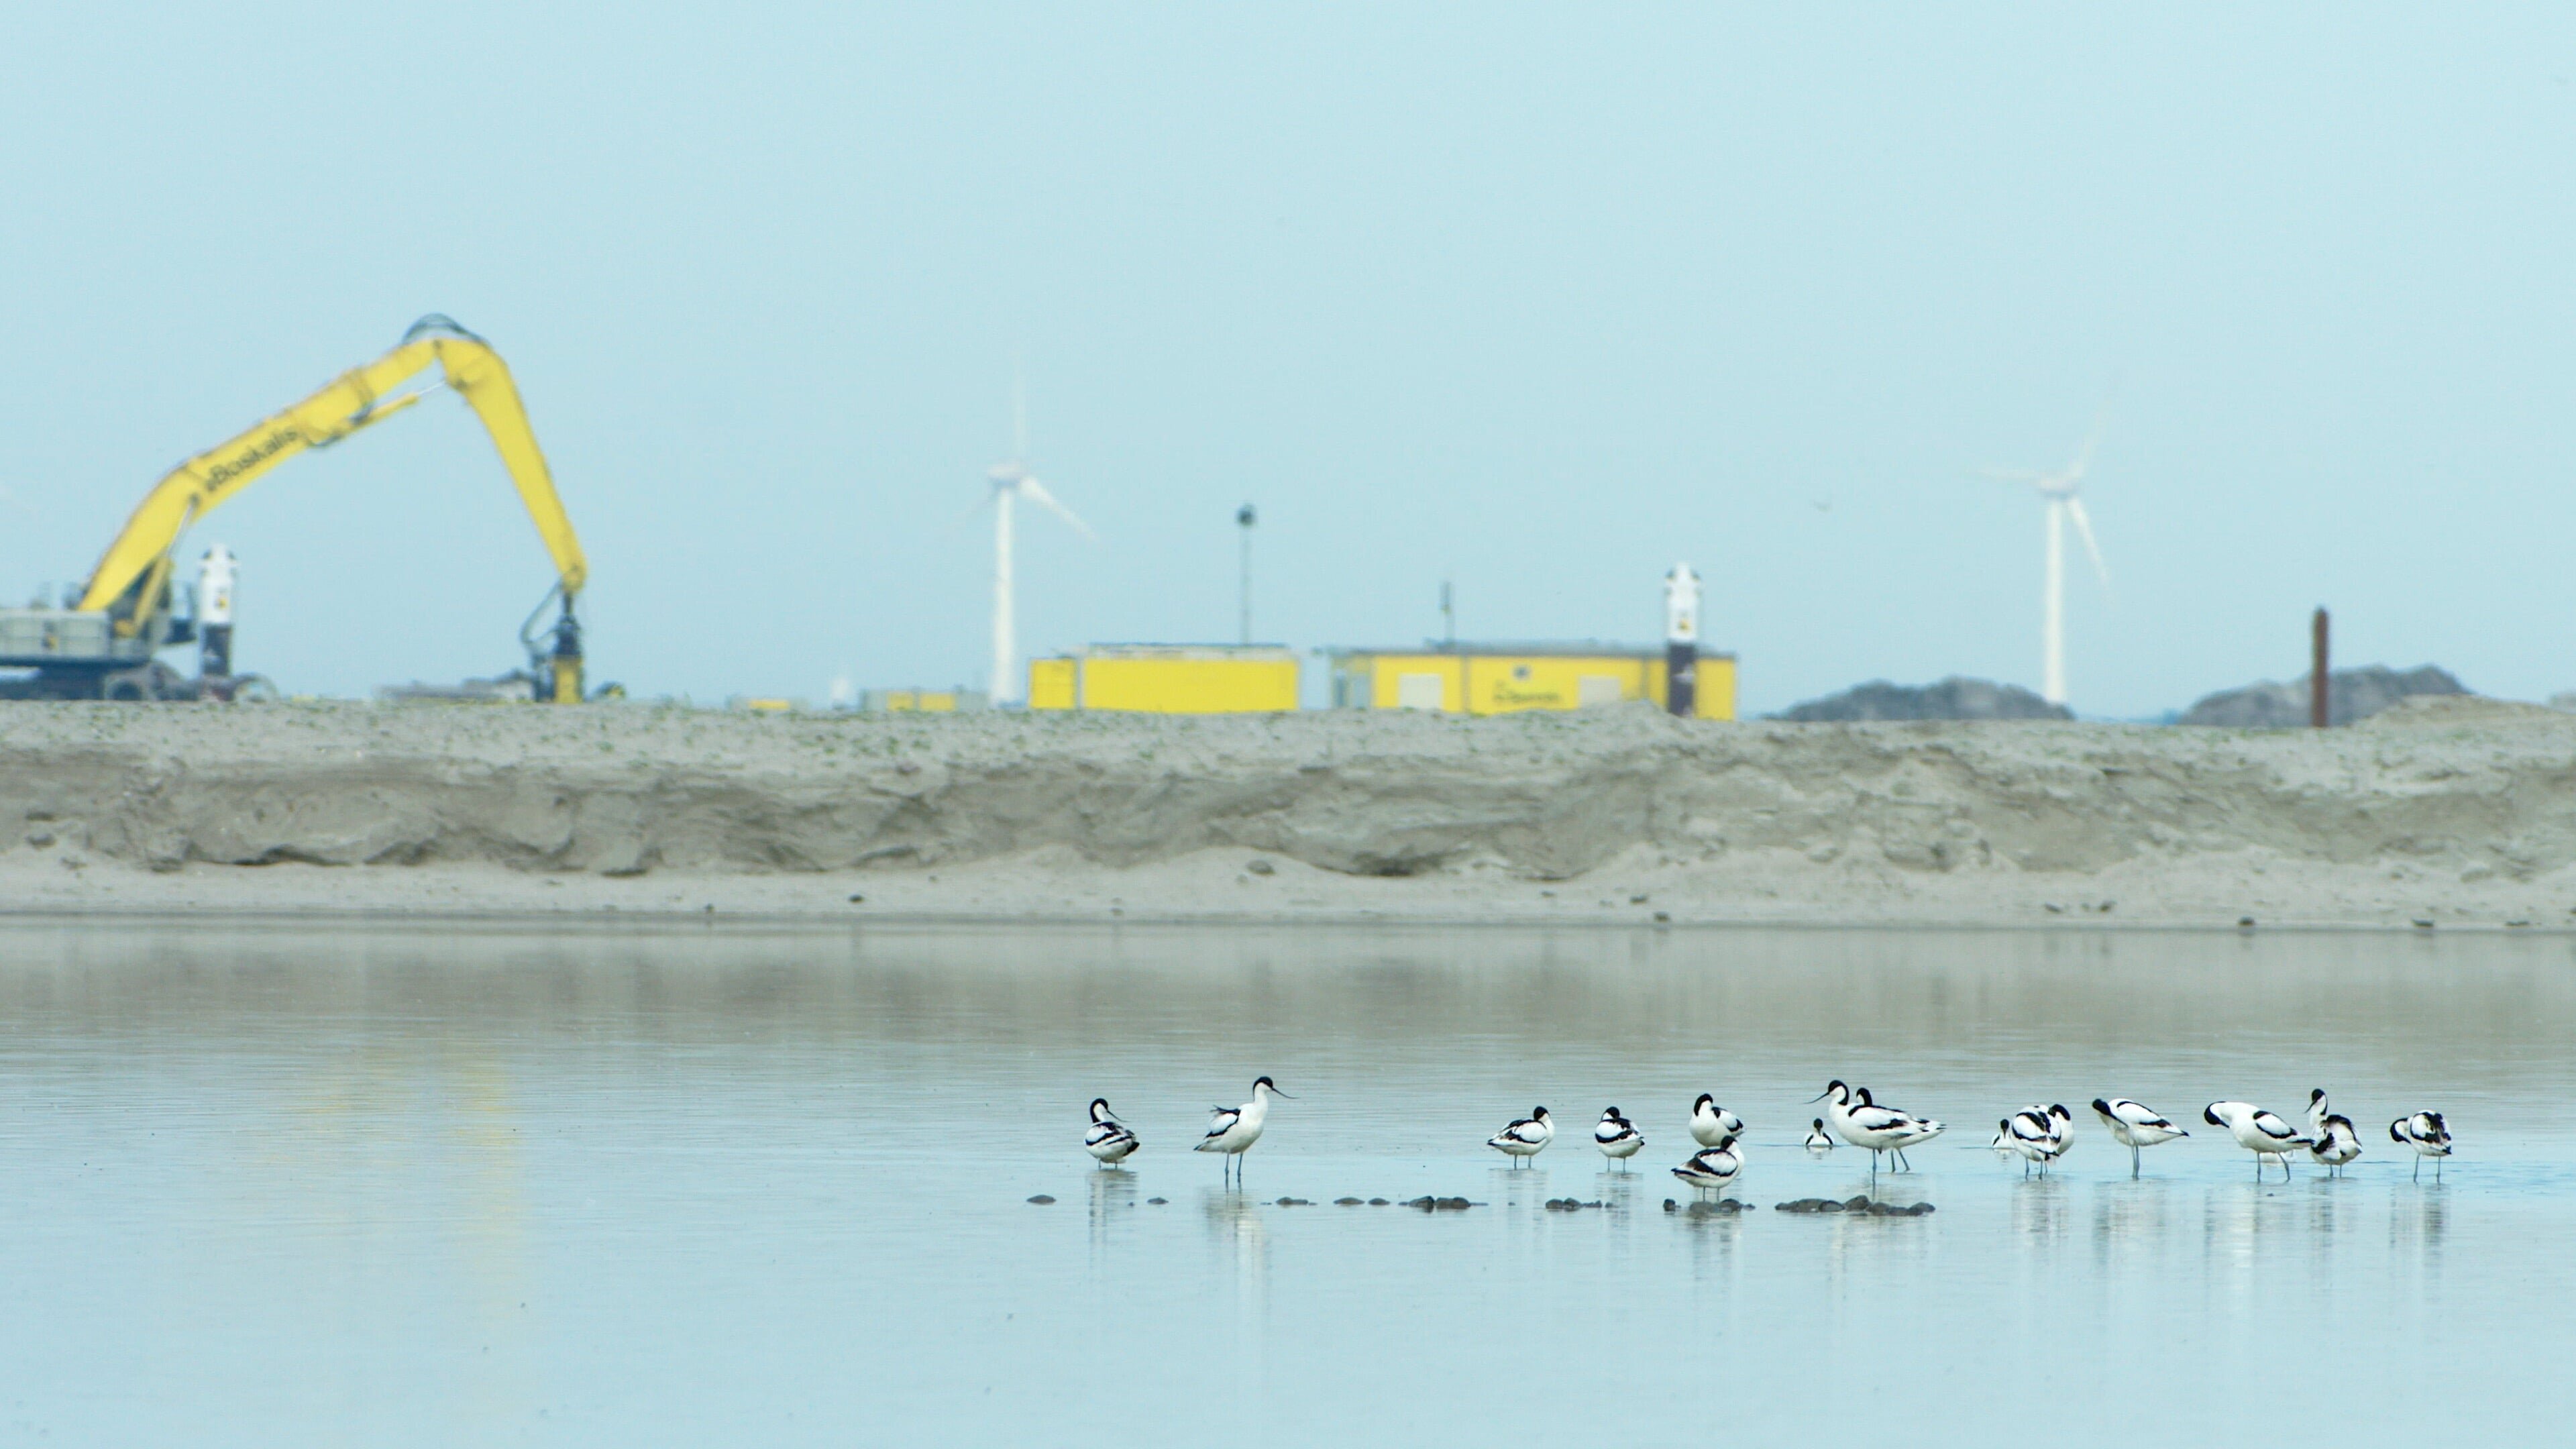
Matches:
[2092,1098,2187,1176]
[1195,1077,1288,1184]
[2390,1112,2452,1180]
[1814,1081,1945,1173]
[1595,1107,1644,1168]
[1671,1142,1744,1197]
[2203,1101,2311,1181]
[1489,1106,1554,1165]
[1083,1097,1139,1167]
[1688,1094,1745,1148]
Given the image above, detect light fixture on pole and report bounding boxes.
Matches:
[1236,502,1256,645]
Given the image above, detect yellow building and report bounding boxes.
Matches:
[1323,643,1736,719]
[1028,645,1300,714]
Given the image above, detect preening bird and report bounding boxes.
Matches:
[1083,1097,1138,1167]
[2310,1114,2362,1176]
[1998,1108,2056,1177]
[1689,1094,1746,1148]
[2204,1101,2311,1181]
[2390,1112,2453,1181]
[2092,1098,2187,1176]
[1489,1106,1555,1165]
[1671,1142,1745,1197]
[1595,1107,1644,1167]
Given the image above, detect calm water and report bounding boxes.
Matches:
[0,921,2565,1445]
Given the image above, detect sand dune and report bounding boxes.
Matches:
[2,695,2571,928]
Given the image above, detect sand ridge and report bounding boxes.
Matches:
[2,695,2571,928]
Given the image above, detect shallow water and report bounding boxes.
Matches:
[0,920,2565,1444]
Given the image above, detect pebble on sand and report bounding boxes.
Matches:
[1027,1195,1056,1205]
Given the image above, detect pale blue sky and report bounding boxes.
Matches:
[5,5,2571,714]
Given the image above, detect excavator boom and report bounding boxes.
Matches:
[76,315,587,617]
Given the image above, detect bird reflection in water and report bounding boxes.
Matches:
[1087,1165,1137,1259]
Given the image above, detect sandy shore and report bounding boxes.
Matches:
[4,696,2574,930]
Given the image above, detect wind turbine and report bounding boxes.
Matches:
[982,373,1092,706]
[1985,409,2110,708]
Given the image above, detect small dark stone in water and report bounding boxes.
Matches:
[2238,916,2257,930]
[1368,1197,1389,1205]
[1147,1197,1168,1205]
[1273,1197,1311,1206]
[1774,1197,1842,1214]
[1904,1201,1935,1215]
[1335,1197,1364,1205]
[1027,1195,1056,1204]
[1407,1195,1438,1210]
[1842,1195,1874,1212]
[1246,858,1276,875]
[1545,1198,1576,1211]
[1436,1197,1473,1210]
[1652,911,1671,924]
[1664,1199,1678,1212]
[847,893,865,903]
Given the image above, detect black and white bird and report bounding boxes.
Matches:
[2310,1113,2363,1176]
[1671,1142,1745,1197]
[1998,1107,2058,1177]
[2040,1104,2075,1165]
[1595,1107,1644,1168]
[2390,1112,2453,1181]
[1083,1097,1139,1167]
[1813,1081,1945,1173]
[1804,1118,1834,1152]
[1688,1094,1746,1148]
[2307,1089,2336,1140]
[2203,1101,2312,1181]
[1195,1076,1288,1184]
[2092,1098,2188,1176]
[1489,1106,1555,1165]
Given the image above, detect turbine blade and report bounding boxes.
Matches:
[1980,467,2047,484]
[2064,496,2110,592]
[1018,476,1095,539]
[2070,387,2116,478]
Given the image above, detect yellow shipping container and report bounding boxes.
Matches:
[1028,645,1299,714]
[1324,645,1735,719]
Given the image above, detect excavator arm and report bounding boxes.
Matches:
[76,316,588,633]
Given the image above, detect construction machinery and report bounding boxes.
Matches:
[0,316,592,702]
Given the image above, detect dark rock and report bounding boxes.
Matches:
[1368,1197,1389,1205]
[1775,1197,1836,1214]
[1546,1198,1578,1211]
[1147,1197,1168,1205]
[847,893,865,904]
[1027,1195,1055,1204]
[1664,1199,1679,1212]
[1335,1197,1364,1205]
[1406,1195,1438,1210]
[1436,1197,1473,1210]
[1842,1195,1873,1212]
[2179,664,2467,728]
[1778,677,2071,722]
[1246,858,1276,875]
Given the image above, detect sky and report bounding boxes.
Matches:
[3,5,2572,716]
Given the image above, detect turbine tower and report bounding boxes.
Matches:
[1986,413,2110,708]
[983,374,1092,706]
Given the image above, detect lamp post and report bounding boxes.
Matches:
[1236,504,1256,645]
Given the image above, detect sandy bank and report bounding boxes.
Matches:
[3,696,2574,929]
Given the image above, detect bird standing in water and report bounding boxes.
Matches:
[1195,1077,1289,1185]
[1083,1097,1138,1167]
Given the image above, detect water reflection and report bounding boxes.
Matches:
[0,921,2565,1446]
[1087,1167,1136,1257]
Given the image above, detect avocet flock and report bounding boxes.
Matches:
[1085,1077,2458,1193]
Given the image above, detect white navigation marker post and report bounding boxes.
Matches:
[1664,563,1701,718]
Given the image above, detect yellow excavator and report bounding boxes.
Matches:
[0,316,593,702]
